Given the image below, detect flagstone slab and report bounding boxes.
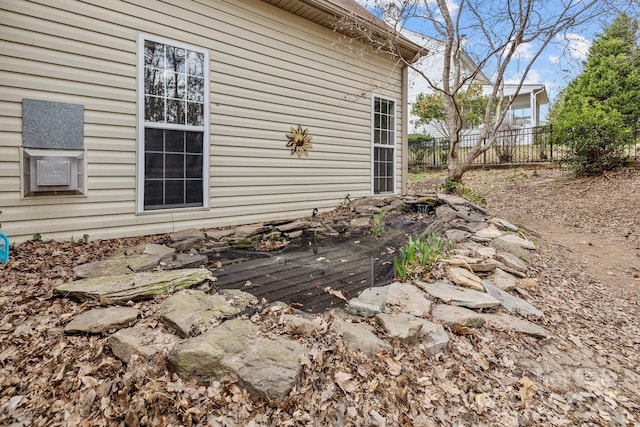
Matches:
[483,312,550,338]
[447,267,485,291]
[160,290,239,337]
[109,324,179,362]
[168,319,305,402]
[55,268,210,303]
[483,283,544,318]
[64,307,139,334]
[484,268,520,291]
[431,305,486,328]
[415,281,500,309]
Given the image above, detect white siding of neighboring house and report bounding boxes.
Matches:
[0,0,405,243]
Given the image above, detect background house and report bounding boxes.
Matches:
[404,31,549,138]
[0,0,421,243]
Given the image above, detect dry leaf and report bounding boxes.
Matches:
[335,371,358,393]
[518,376,538,408]
[323,287,347,301]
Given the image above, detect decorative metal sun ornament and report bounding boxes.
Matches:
[286,125,313,158]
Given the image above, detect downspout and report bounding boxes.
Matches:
[532,87,545,126]
[401,64,409,195]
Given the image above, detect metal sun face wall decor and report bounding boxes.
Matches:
[286,125,313,158]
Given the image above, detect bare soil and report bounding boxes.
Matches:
[0,167,639,426]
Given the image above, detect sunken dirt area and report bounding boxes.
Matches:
[1,168,640,426]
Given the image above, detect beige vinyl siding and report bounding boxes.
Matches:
[0,0,405,243]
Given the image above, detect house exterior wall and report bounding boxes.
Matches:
[0,0,405,243]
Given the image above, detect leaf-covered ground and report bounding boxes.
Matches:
[1,168,639,426]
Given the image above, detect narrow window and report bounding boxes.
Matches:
[372,96,396,194]
[138,35,208,211]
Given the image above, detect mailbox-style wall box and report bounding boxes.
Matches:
[21,99,86,196]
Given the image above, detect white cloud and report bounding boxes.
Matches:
[548,54,561,64]
[557,33,591,60]
[505,69,542,85]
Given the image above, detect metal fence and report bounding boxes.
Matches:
[409,123,640,168]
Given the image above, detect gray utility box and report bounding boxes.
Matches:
[23,148,84,194]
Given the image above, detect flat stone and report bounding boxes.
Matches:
[218,289,259,311]
[168,229,205,251]
[160,290,239,337]
[280,314,324,335]
[64,307,139,334]
[436,193,468,205]
[276,220,311,233]
[72,253,164,279]
[452,205,486,223]
[496,252,529,272]
[168,319,305,401]
[332,319,391,354]
[109,324,179,362]
[491,235,534,263]
[489,218,519,232]
[160,253,208,270]
[483,313,550,338]
[447,267,485,291]
[448,256,496,273]
[285,230,304,239]
[55,268,210,303]
[444,229,471,242]
[234,223,272,238]
[465,221,490,233]
[477,246,497,258]
[169,228,205,242]
[475,225,506,239]
[350,197,385,214]
[375,313,424,343]
[169,237,205,252]
[205,228,235,241]
[417,319,450,355]
[415,281,500,309]
[350,216,371,229]
[431,305,486,328]
[486,259,527,278]
[482,283,544,318]
[484,268,519,291]
[141,244,176,258]
[347,282,432,318]
[435,205,459,222]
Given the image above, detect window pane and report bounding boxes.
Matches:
[145,96,164,122]
[165,130,184,153]
[186,154,202,178]
[187,51,204,77]
[166,99,186,124]
[166,72,186,100]
[186,132,203,153]
[145,128,164,152]
[165,46,185,74]
[145,152,164,179]
[144,180,163,207]
[187,76,204,102]
[165,180,185,205]
[144,41,164,68]
[165,154,185,178]
[145,68,165,96]
[186,179,203,204]
[187,103,204,126]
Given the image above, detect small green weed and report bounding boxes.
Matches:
[506,169,528,183]
[371,209,385,237]
[32,233,42,242]
[82,234,90,243]
[394,232,450,281]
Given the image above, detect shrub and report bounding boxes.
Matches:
[553,107,630,175]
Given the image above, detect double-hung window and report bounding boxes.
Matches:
[372,96,396,194]
[138,35,209,211]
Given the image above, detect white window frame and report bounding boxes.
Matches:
[136,33,210,213]
[371,94,397,195]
